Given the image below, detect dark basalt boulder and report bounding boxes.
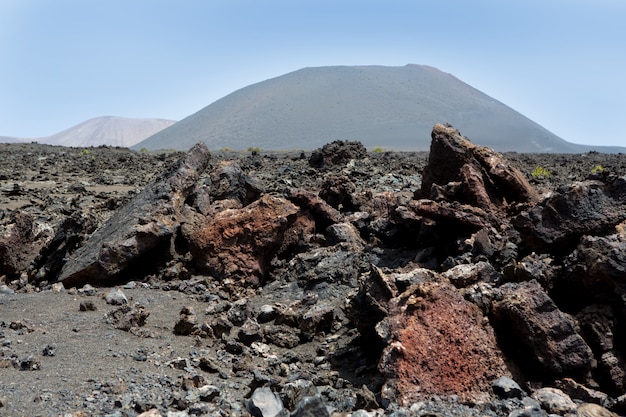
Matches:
[309,140,367,168]
[57,143,211,287]
[420,124,537,211]
[513,181,626,254]
[492,280,595,378]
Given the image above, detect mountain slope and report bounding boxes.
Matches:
[42,116,176,148]
[134,65,622,153]
[1,117,176,148]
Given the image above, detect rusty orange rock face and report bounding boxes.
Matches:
[186,194,300,286]
[380,281,510,404]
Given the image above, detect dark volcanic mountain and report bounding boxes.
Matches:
[2,116,175,148]
[134,65,622,153]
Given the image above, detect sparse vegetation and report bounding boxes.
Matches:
[531,166,551,179]
[139,147,149,154]
[82,148,91,155]
[220,147,233,152]
[247,146,261,154]
[371,147,385,153]
[591,164,605,174]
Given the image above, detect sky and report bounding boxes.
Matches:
[0,0,625,147]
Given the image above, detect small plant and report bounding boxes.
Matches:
[139,147,149,154]
[531,166,551,179]
[591,165,604,174]
[82,148,91,155]
[247,146,261,154]
[220,147,233,152]
[371,147,385,153]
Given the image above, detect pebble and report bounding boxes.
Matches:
[492,375,525,399]
[531,387,577,415]
[247,387,285,417]
[42,343,56,356]
[79,300,97,311]
[105,288,128,305]
[77,284,97,296]
[0,284,15,294]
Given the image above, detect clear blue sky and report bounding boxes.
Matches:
[1,0,625,146]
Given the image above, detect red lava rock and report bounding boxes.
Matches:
[185,194,300,286]
[379,280,509,404]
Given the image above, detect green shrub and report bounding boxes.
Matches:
[531,166,551,179]
[591,165,604,174]
[371,147,385,153]
[247,146,261,154]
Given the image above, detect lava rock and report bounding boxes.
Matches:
[492,280,594,377]
[58,143,211,286]
[379,280,510,405]
[105,288,128,305]
[185,194,300,286]
[247,387,286,417]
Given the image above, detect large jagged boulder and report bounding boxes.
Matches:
[184,194,300,287]
[421,124,537,210]
[57,143,211,287]
[379,280,510,404]
[492,280,595,378]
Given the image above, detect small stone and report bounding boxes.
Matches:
[0,284,15,294]
[531,387,577,415]
[247,387,285,417]
[197,385,220,402]
[492,376,524,399]
[42,343,56,357]
[258,304,277,323]
[77,284,97,296]
[281,380,317,410]
[133,349,147,361]
[51,282,65,293]
[174,306,198,336]
[238,318,262,345]
[79,300,97,311]
[105,288,128,305]
[291,395,330,417]
[123,281,137,289]
[19,355,41,371]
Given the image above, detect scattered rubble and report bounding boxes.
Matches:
[1,126,626,416]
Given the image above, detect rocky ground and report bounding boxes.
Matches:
[1,126,626,417]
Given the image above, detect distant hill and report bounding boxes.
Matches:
[1,116,176,148]
[133,65,625,153]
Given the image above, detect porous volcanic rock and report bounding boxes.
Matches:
[379,280,510,405]
[184,194,300,286]
[513,181,626,254]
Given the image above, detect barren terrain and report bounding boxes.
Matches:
[1,135,626,417]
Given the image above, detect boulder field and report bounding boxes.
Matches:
[1,125,626,416]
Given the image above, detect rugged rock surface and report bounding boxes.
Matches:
[2,126,626,416]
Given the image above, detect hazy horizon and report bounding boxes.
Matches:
[1,1,625,147]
